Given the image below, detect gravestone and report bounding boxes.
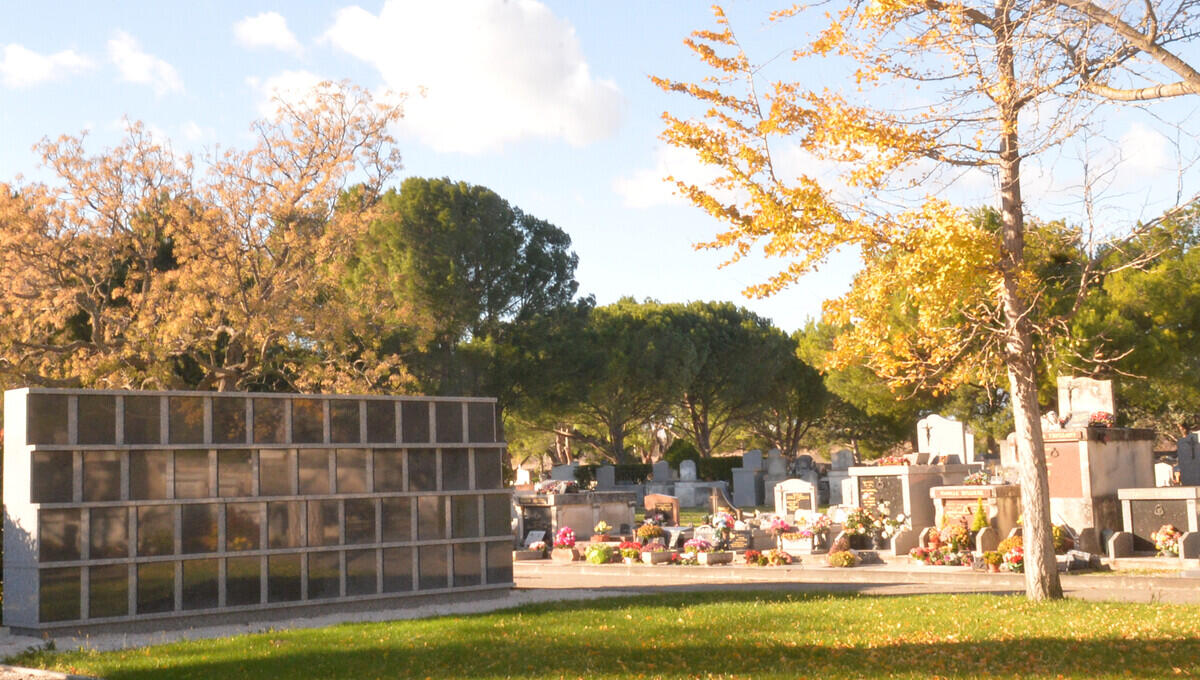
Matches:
[652,460,673,481]
[727,530,753,551]
[1178,433,1200,486]
[1056,375,1114,428]
[774,478,818,517]
[693,525,717,544]
[763,449,789,502]
[742,449,764,470]
[550,462,578,481]
[1155,462,1175,487]
[832,449,855,469]
[680,459,698,481]
[596,465,616,490]
[765,450,787,477]
[827,449,854,505]
[643,493,680,526]
[917,414,974,464]
[1118,487,1200,552]
[710,486,743,520]
[858,475,904,515]
[733,451,765,507]
[523,530,546,548]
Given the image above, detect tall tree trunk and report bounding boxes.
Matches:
[609,422,628,464]
[996,10,1063,596]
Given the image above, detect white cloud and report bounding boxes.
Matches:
[321,0,622,153]
[108,31,183,95]
[613,145,723,209]
[234,12,302,56]
[246,69,326,117]
[181,120,216,143]
[1118,122,1171,176]
[0,44,92,88]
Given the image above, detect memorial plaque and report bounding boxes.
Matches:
[123,395,161,445]
[168,396,204,444]
[523,530,546,548]
[381,497,412,542]
[211,397,247,445]
[329,400,361,444]
[727,530,752,551]
[453,543,481,587]
[308,552,340,599]
[858,476,904,517]
[268,554,302,603]
[401,401,430,443]
[785,492,812,515]
[226,556,261,606]
[384,549,412,590]
[942,499,975,528]
[484,495,511,537]
[487,542,512,584]
[32,451,73,503]
[299,449,331,495]
[382,547,413,592]
[346,549,377,596]
[137,562,175,614]
[1130,499,1189,552]
[435,401,464,443]
[253,398,287,444]
[292,399,325,444]
[366,400,396,444]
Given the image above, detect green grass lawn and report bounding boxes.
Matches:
[10,592,1200,679]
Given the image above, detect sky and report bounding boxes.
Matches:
[1,1,1197,333]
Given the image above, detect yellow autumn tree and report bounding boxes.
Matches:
[0,82,412,393]
[656,2,1200,599]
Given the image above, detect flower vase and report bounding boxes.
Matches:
[642,551,672,565]
[988,563,1000,573]
[551,547,579,563]
[697,551,734,566]
[623,556,637,566]
[871,534,888,550]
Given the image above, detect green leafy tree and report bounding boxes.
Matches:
[667,301,795,456]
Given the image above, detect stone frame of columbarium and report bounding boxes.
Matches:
[3,388,512,634]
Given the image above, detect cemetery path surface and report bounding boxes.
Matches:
[0,561,1196,668]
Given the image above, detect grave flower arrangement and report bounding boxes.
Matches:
[683,538,714,554]
[534,479,578,495]
[841,507,875,536]
[875,505,910,539]
[764,548,793,566]
[593,521,613,537]
[585,543,615,564]
[939,521,972,552]
[909,546,972,566]
[827,550,860,568]
[1002,545,1024,572]
[618,541,644,559]
[636,523,666,542]
[528,540,547,554]
[743,549,766,565]
[554,526,576,549]
[711,511,735,549]
[962,471,990,486]
[876,454,910,466]
[767,517,794,538]
[642,542,666,553]
[1151,524,1182,556]
[1088,411,1115,428]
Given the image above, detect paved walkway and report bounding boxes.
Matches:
[0,559,1195,676]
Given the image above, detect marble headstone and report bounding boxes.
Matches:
[680,459,698,481]
[916,414,973,464]
[1057,375,1114,428]
[652,460,673,482]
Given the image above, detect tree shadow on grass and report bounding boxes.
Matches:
[18,591,1200,680]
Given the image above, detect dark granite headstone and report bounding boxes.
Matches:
[1129,499,1189,552]
[727,530,752,551]
[858,476,904,517]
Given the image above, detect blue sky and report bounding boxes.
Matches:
[2,1,1196,333]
